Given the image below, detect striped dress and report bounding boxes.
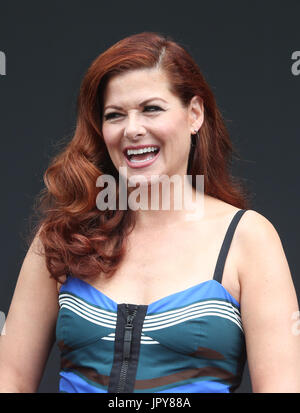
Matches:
[56,209,247,393]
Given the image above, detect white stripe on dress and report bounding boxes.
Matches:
[59,294,243,333]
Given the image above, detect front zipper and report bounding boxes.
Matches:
[116,304,138,393]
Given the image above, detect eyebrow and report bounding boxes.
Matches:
[103,97,168,111]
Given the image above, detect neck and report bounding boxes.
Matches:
[129,176,205,231]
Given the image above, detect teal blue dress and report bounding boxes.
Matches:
[56,209,247,392]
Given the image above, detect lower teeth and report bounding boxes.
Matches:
[130,154,155,163]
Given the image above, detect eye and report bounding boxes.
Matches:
[143,105,163,112]
[103,105,163,121]
[104,112,121,120]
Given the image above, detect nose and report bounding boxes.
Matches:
[124,112,146,139]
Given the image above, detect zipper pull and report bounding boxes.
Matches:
[123,318,133,360]
[123,305,137,360]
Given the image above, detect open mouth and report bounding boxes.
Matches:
[124,146,160,168]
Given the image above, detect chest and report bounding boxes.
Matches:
[85,223,240,305]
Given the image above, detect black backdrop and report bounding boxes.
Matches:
[0,0,299,393]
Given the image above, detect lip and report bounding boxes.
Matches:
[124,147,161,169]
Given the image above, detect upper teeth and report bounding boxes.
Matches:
[127,147,158,156]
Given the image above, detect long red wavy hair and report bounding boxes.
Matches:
[27,31,252,283]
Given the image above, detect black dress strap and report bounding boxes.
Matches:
[212,209,247,284]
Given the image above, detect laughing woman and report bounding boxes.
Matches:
[0,32,299,393]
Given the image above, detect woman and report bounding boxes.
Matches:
[0,32,299,393]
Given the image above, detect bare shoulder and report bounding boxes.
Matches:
[15,226,59,298]
[235,209,279,242]
[30,226,67,294]
[234,209,282,261]
[234,209,294,290]
[204,198,278,250]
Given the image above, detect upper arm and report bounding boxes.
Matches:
[237,210,300,392]
[0,230,60,392]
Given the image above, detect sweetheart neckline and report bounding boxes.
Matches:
[65,275,240,308]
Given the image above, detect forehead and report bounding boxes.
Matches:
[102,68,176,108]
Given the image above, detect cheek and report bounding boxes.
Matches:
[158,122,189,149]
[159,112,188,136]
[102,127,119,150]
[153,119,178,142]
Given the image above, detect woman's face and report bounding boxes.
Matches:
[101,68,203,185]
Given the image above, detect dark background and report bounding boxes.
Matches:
[0,0,299,393]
